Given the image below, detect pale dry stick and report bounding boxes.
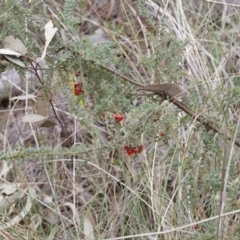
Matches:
[103,208,240,240]
[71,155,80,239]
[73,116,77,145]
[224,113,238,225]
[149,141,158,224]
[217,40,234,240]
[24,16,29,111]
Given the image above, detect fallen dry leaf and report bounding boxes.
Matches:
[39,20,58,62]
[4,55,25,67]
[35,88,51,117]
[40,120,57,128]
[3,35,27,55]
[22,114,46,123]
[0,48,22,57]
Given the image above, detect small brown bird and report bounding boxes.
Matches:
[139,83,188,104]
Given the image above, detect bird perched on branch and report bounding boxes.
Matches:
[139,83,188,104]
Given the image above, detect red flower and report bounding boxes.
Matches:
[124,145,143,156]
[74,83,84,96]
[159,132,166,137]
[75,70,81,77]
[114,114,124,122]
[124,146,135,156]
[193,224,199,230]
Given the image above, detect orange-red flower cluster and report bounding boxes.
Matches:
[114,113,124,122]
[159,132,166,137]
[193,224,199,230]
[74,83,84,96]
[124,145,143,156]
